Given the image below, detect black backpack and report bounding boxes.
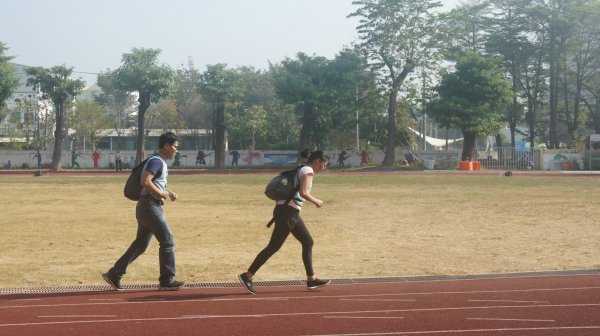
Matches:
[264,165,304,201]
[264,165,303,227]
[124,156,162,201]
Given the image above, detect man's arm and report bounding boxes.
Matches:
[141,171,176,201]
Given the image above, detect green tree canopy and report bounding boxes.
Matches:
[0,42,19,111]
[96,69,137,132]
[108,48,174,163]
[173,58,210,131]
[146,98,186,131]
[197,63,244,169]
[26,65,85,170]
[428,52,511,160]
[350,0,444,165]
[72,100,113,150]
[271,52,330,150]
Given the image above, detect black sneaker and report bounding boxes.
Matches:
[238,273,256,294]
[158,280,185,291]
[102,272,122,291]
[307,278,331,290]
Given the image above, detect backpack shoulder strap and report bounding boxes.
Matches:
[266,165,305,228]
[142,155,164,180]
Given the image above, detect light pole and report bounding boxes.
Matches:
[355,83,360,151]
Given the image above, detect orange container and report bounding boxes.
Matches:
[561,161,573,170]
[459,161,471,170]
[472,161,481,170]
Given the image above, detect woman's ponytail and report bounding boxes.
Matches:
[300,148,311,160]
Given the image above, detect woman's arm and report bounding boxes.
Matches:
[299,173,323,208]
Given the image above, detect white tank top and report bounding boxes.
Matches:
[276,165,313,210]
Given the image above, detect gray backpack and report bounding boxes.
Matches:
[264,165,303,201]
[264,165,303,228]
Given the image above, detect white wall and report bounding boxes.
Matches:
[0,149,390,169]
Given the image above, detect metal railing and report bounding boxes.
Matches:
[477,147,536,170]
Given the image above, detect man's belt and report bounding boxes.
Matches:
[137,196,163,207]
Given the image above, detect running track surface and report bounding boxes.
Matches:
[1,272,599,336]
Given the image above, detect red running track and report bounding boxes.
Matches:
[1,272,599,336]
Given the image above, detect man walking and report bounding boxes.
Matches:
[102,131,185,291]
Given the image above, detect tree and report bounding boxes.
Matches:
[541,0,575,148]
[235,66,279,149]
[428,52,511,160]
[109,48,174,164]
[271,53,330,149]
[173,59,211,129]
[226,105,267,149]
[561,1,600,146]
[197,64,244,169]
[0,42,19,118]
[145,98,186,131]
[350,0,443,165]
[441,0,490,56]
[322,47,383,150]
[72,100,113,150]
[517,1,549,148]
[26,65,85,171]
[485,0,531,147]
[96,70,137,133]
[11,97,38,143]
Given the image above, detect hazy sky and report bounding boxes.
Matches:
[2,0,461,86]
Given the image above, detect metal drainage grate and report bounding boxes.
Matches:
[2,269,599,295]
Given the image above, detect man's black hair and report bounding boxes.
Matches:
[159,132,181,149]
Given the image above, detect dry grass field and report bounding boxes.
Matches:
[1,171,599,288]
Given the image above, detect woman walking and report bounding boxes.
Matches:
[239,149,330,294]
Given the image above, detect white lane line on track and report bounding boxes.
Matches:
[323,316,405,320]
[2,286,599,310]
[1,305,598,328]
[301,326,600,336]
[182,309,407,319]
[0,309,411,327]
[340,299,416,302]
[38,315,117,318]
[88,298,167,302]
[466,317,556,322]
[208,286,600,303]
[468,300,550,304]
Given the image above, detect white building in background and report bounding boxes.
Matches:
[0,63,51,143]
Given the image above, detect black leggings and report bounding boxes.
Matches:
[248,205,314,276]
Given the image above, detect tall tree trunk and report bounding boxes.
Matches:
[509,55,518,148]
[299,102,315,149]
[382,66,411,166]
[50,101,65,171]
[136,92,151,164]
[527,97,536,148]
[562,63,572,144]
[382,89,398,166]
[495,134,503,162]
[214,102,226,169]
[462,131,477,161]
[571,52,585,146]
[548,27,563,149]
